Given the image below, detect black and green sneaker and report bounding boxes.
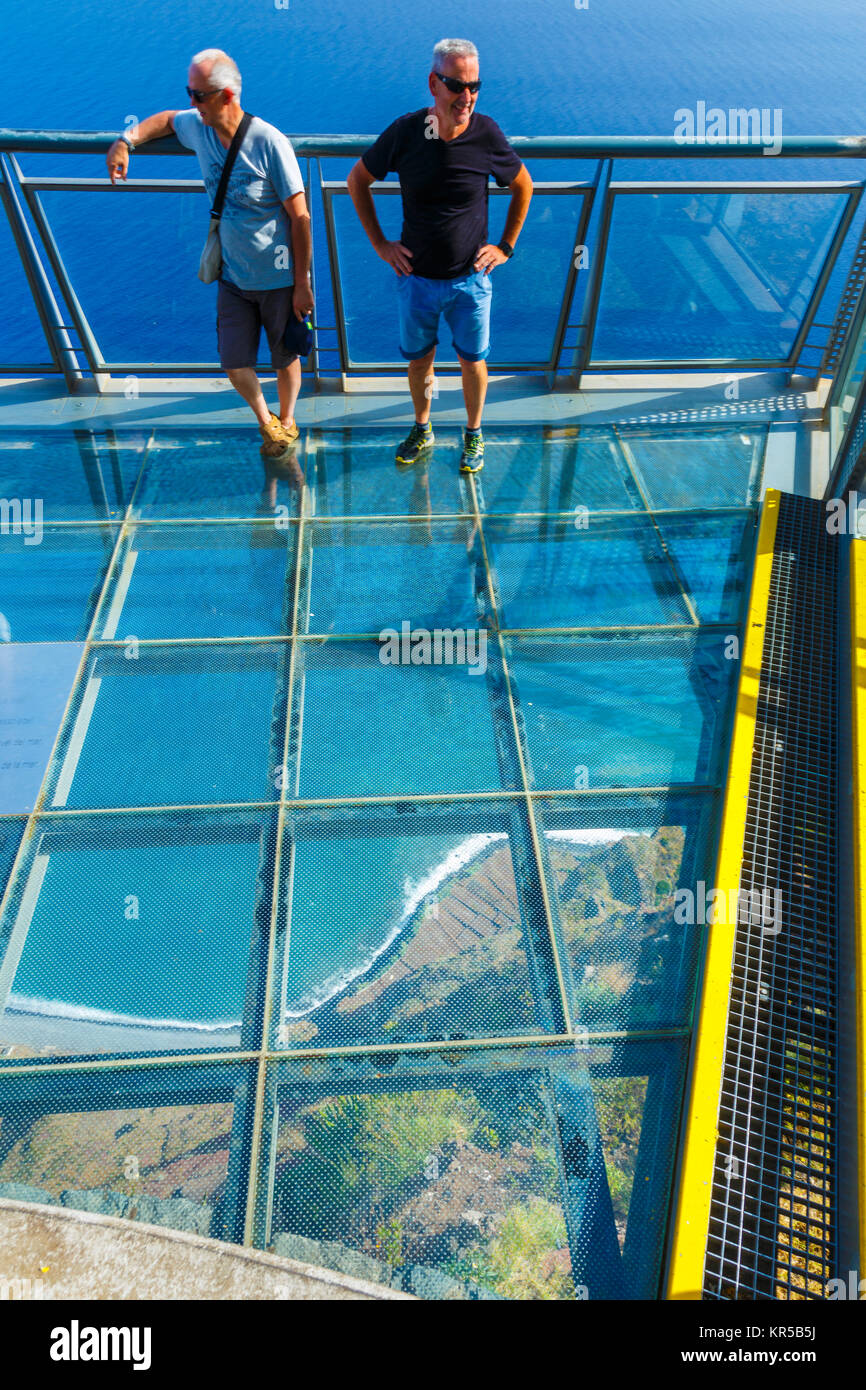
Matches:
[459,429,485,473]
[395,422,434,467]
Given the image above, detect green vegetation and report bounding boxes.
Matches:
[592,1074,648,1233]
[451,1198,573,1300]
[374,1217,404,1267]
[303,1088,480,1195]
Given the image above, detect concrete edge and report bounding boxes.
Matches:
[0,1198,415,1301]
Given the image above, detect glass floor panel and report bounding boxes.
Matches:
[305,518,484,635]
[651,511,753,625]
[474,426,638,516]
[263,1038,688,1300]
[485,514,695,629]
[91,523,296,641]
[618,426,766,511]
[506,632,735,790]
[293,640,515,799]
[0,524,118,642]
[131,430,305,520]
[0,1062,250,1241]
[0,431,147,522]
[275,800,558,1050]
[311,429,469,518]
[535,793,720,1033]
[0,422,762,1297]
[42,643,287,810]
[0,809,272,1057]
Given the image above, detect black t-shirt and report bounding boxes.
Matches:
[361,108,522,280]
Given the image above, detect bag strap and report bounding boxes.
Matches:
[211,111,254,220]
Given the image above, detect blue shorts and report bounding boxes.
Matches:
[397,269,492,363]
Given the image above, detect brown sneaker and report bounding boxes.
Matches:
[258,412,296,455]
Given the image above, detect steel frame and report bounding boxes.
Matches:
[1,132,864,393]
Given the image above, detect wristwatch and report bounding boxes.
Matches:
[497,239,514,258]
[118,132,135,152]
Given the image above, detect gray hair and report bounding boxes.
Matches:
[432,38,479,71]
[192,48,242,101]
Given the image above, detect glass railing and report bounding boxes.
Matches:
[1,132,865,390]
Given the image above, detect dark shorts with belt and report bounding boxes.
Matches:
[217,279,298,370]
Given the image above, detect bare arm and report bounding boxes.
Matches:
[474,163,534,274]
[282,190,314,319]
[346,158,413,275]
[106,111,179,185]
[501,163,534,248]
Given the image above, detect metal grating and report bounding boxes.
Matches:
[703,492,839,1300]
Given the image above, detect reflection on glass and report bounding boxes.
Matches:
[594,192,846,363]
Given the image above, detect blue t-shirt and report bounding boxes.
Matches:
[173,110,305,290]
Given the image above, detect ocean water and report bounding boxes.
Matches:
[8,0,866,141]
[4,0,866,367]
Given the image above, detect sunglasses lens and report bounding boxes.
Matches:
[441,75,480,94]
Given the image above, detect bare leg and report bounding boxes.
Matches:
[459,357,488,431]
[275,358,302,429]
[225,367,272,427]
[407,348,437,425]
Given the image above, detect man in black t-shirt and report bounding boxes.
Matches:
[347,38,533,472]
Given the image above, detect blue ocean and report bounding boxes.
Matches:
[4,0,866,367]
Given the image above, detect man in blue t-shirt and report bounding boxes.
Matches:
[105,49,313,458]
[348,38,533,473]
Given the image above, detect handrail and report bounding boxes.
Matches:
[2,127,866,389]
[2,130,866,158]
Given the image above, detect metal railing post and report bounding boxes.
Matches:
[320,177,350,385]
[11,154,109,389]
[0,153,82,392]
[547,182,596,388]
[570,159,613,389]
[786,184,863,386]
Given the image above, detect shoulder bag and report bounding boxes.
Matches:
[198,111,254,283]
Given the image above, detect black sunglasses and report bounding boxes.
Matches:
[186,86,222,103]
[434,72,482,95]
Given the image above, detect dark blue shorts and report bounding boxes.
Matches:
[217,279,299,370]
